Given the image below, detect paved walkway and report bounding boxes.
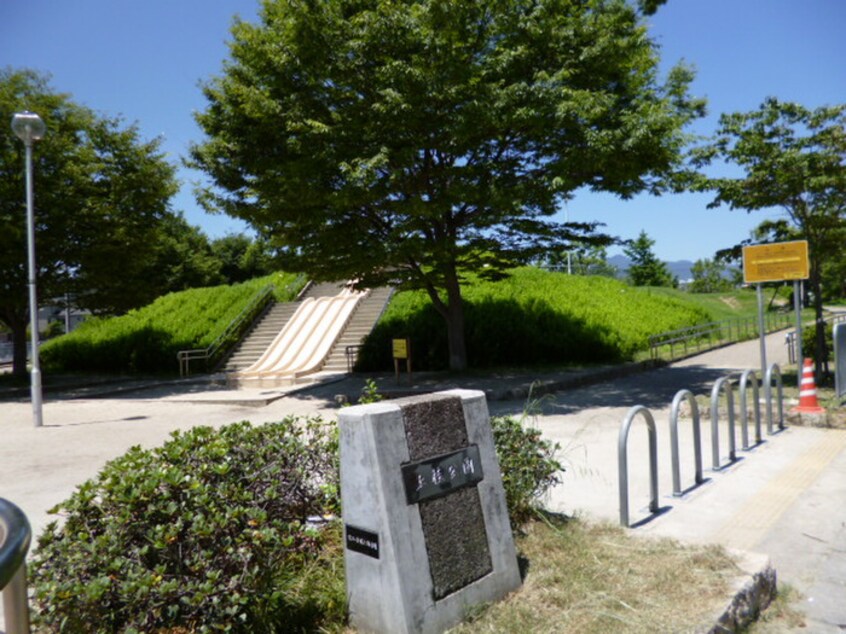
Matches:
[2,330,844,631]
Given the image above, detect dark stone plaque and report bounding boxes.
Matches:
[345,525,380,559]
[419,487,492,599]
[400,395,493,600]
[401,445,484,504]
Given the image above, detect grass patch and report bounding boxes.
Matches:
[357,268,712,371]
[740,583,806,632]
[446,515,739,634]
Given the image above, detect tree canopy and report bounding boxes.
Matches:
[693,97,846,376]
[191,0,704,369]
[0,68,178,376]
[623,231,675,287]
[689,258,732,293]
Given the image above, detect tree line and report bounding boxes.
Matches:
[3,0,844,376]
[1,67,276,375]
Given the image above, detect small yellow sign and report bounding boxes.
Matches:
[743,241,809,283]
[392,338,409,359]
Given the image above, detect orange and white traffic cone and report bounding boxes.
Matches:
[792,358,825,414]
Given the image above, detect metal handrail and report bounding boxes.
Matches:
[650,313,793,362]
[176,278,303,377]
[785,313,846,364]
[1,498,31,634]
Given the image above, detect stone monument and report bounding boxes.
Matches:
[338,389,521,634]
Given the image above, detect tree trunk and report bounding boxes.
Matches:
[809,264,828,381]
[444,275,468,372]
[421,269,469,372]
[4,309,29,379]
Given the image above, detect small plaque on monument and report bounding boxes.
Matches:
[339,390,521,634]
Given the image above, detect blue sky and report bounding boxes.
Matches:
[2,0,844,262]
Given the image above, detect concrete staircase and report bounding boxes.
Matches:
[221,282,391,375]
[321,286,393,373]
[222,302,299,373]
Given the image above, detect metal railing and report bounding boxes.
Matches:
[1,498,31,634]
[739,369,762,449]
[345,344,363,373]
[649,313,794,362]
[710,375,737,470]
[618,366,786,527]
[177,283,279,376]
[618,405,659,527]
[786,313,846,364]
[765,363,785,434]
[669,390,703,497]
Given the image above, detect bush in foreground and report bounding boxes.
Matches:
[491,415,563,527]
[30,410,562,632]
[30,418,341,633]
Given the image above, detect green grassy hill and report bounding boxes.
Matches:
[41,272,304,374]
[40,266,782,376]
[356,267,723,371]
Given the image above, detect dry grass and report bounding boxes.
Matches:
[448,515,740,634]
[740,584,806,633]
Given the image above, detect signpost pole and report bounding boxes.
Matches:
[757,283,768,379]
[756,283,772,419]
[794,279,803,380]
[743,240,810,395]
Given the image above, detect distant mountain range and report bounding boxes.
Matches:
[608,255,694,282]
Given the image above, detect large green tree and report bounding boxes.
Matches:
[190,0,703,370]
[689,258,731,293]
[624,230,675,287]
[0,68,178,377]
[211,233,275,285]
[693,98,846,377]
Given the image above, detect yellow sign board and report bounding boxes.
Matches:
[743,241,809,283]
[392,338,409,359]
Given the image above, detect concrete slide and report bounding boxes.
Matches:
[235,286,366,383]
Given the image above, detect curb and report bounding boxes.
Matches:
[334,360,665,405]
[706,550,777,633]
[482,359,663,402]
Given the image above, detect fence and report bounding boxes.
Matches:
[649,313,793,362]
[177,284,277,376]
[785,313,846,364]
[618,365,785,527]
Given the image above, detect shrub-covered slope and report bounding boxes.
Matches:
[41,272,303,374]
[356,267,712,371]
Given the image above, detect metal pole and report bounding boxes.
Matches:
[757,281,769,375]
[24,141,43,428]
[794,279,803,385]
[2,565,31,634]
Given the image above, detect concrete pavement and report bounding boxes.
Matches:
[2,330,845,631]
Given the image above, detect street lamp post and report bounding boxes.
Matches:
[12,111,46,428]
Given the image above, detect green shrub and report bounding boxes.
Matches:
[30,418,342,634]
[802,323,834,362]
[41,272,304,374]
[30,404,562,631]
[356,267,711,370]
[491,415,563,526]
